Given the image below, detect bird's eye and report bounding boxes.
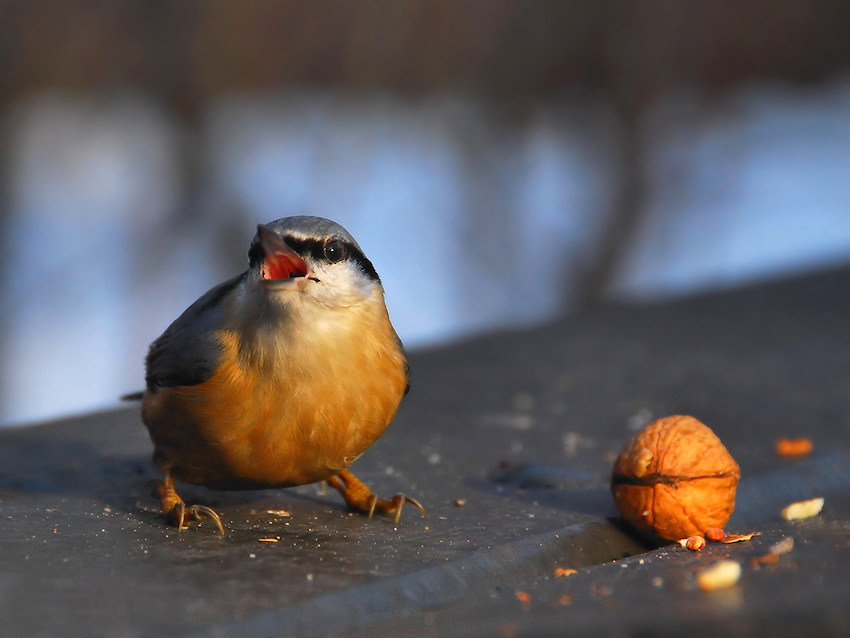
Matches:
[324,239,345,263]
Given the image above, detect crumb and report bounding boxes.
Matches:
[782,497,824,521]
[776,438,813,457]
[769,536,795,555]
[515,591,532,610]
[719,532,759,543]
[697,560,741,591]
[554,568,577,577]
[751,537,794,566]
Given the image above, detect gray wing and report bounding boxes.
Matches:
[144,272,246,391]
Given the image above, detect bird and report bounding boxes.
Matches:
[137,216,425,532]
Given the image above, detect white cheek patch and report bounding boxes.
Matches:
[306,262,379,306]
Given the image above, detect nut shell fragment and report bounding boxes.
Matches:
[611,415,740,541]
[684,535,706,551]
[704,527,727,542]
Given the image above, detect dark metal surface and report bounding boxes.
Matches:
[2,267,850,637]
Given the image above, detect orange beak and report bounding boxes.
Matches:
[257,225,308,280]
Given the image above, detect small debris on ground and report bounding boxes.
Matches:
[679,535,705,551]
[554,568,577,577]
[705,527,727,542]
[769,536,795,555]
[782,497,824,521]
[697,560,742,591]
[776,438,814,457]
[750,537,794,566]
[703,527,760,543]
[515,591,532,610]
[453,498,466,507]
[721,533,759,543]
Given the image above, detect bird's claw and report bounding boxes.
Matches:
[328,469,426,523]
[367,493,427,524]
[143,470,225,534]
[168,501,225,535]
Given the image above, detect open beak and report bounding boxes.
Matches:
[257,224,308,281]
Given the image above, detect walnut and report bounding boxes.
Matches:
[611,415,740,541]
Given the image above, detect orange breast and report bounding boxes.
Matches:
[142,299,408,489]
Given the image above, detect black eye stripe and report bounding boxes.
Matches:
[282,236,325,262]
[348,246,381,283]
[280,236,381,283]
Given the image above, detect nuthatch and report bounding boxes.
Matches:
[139,216,424,532]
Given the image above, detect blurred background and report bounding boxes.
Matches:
[2,1,850,427]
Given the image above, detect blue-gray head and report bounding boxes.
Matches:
[245,216,382,307]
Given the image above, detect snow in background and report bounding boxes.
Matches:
[3,78,850,426]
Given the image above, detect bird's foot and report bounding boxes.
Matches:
[143,471,224,534]
[327,468,426,524]
[165,501,224,535]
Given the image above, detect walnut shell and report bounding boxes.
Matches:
[611,415,740,541]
